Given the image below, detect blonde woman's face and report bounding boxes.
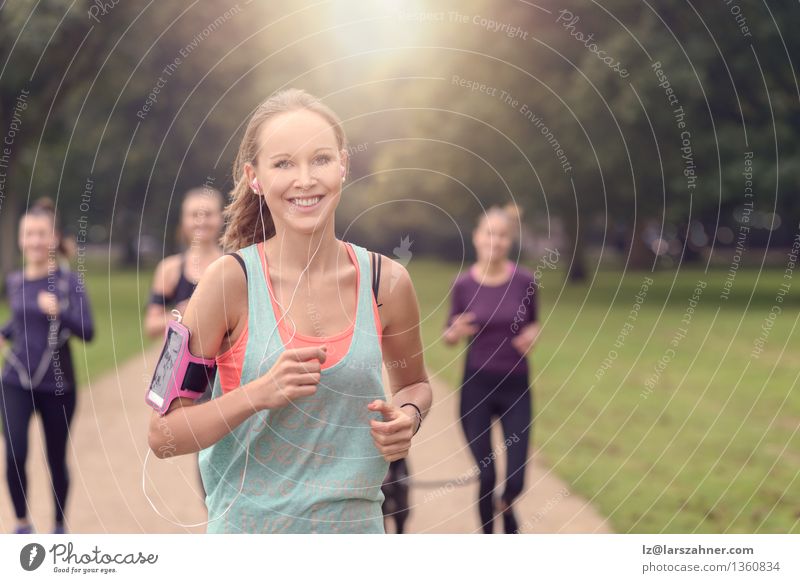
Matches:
[473,213,512,264]
[19,214,57,263]
[181,194,223,245]
[249,109,346,235]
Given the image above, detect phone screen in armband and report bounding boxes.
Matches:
[148,327,184,408]
[146,320,217,415]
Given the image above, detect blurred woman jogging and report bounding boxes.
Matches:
[144,186,225,339]
[444,205,539,533]
[0,198,95,534]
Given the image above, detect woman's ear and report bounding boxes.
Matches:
[243,162,259,194]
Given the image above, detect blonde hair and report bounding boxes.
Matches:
[477,203,523,235]
[221,88,348,251]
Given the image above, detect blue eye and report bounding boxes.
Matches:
[314,155,331,165]
[274,160,290,169]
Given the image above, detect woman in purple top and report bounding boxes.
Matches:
[443,205,540,533]
[0,198,95,534]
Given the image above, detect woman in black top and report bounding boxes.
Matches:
[144,187,225,338]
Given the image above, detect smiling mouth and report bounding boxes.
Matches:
[288,195,324,208]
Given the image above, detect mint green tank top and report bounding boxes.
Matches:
[198,241,389,533]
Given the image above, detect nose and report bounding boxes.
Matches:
[296,163,315,190]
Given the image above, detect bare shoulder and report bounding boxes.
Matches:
[151,254,182,293]
[199,253,247,303]
[184,254,248,333]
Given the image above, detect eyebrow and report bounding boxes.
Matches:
[268,147,334,160]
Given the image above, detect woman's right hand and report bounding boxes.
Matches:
[249,345,327,410]
[445,312,479,343]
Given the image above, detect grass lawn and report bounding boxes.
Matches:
[408,258,800,534]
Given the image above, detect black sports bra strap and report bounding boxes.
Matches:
[370,251,383,308]
[226,252,248,282]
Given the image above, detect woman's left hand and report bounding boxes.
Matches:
[368,399,416,462]
[37,291,60,317]
[511,324,539,355]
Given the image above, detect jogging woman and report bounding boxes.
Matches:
[147,88,432,533]
[144,186,224,339]
[0,198,95,534]
[443,205,539,534]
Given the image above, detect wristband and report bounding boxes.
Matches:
[400,402,423,436]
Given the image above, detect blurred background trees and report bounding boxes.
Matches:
[1,0,797,281]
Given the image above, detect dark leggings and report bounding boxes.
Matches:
[459,367,532,534]
[0,381,76,524]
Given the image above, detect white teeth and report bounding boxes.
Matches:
[292,196,321,207]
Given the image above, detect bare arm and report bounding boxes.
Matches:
[368,257,433,461]
[144,257,180,339]
[147,254,328,459]
[147,254,250,457]
[442,275,476,345]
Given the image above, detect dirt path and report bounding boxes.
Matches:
[1,348,610,534]
[403,377,612,533]
[0,346,206,534]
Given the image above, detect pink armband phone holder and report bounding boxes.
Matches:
[145,315,217,415]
